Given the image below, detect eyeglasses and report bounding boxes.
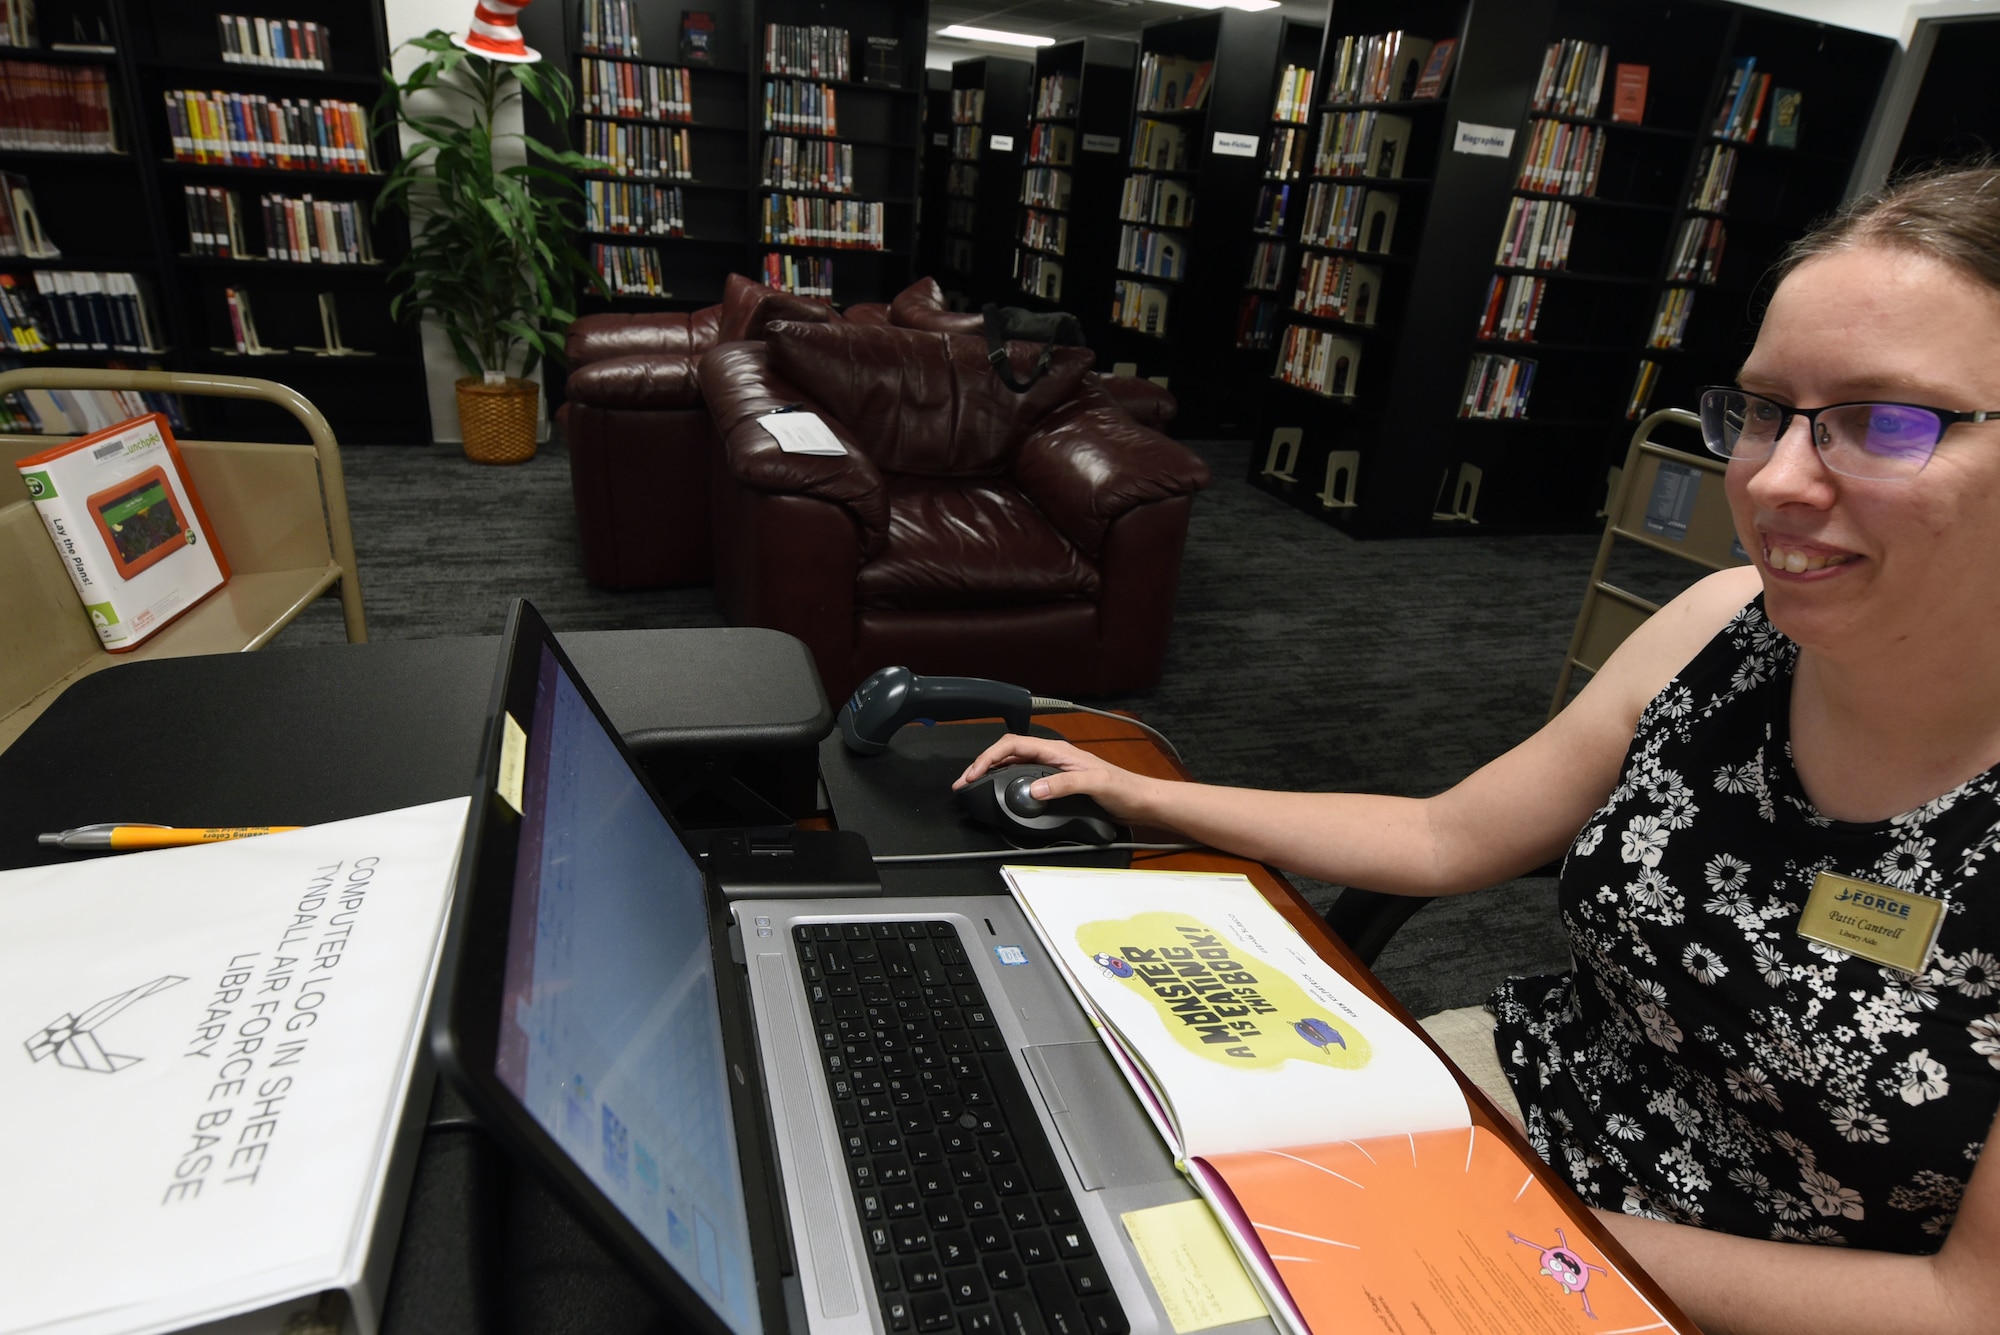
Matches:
[1697,387,2000,481]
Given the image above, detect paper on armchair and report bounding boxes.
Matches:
[760,409,846,455]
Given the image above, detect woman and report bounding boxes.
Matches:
[955,165,2000,1334]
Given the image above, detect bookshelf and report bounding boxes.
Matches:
[1247,0,1893,538]
[940,55,1029,301]
[1103,10,1291,433]
[1010,36,1133,336]
[916,67,949,283]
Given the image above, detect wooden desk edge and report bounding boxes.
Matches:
[1036,712,1701,1333]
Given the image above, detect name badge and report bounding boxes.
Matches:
[1796,870,1945,975]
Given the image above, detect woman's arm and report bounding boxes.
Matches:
[1593,1104,2000,1335]
[957,567,1763,895]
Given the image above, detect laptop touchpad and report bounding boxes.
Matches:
[1023,1042,1179,1191]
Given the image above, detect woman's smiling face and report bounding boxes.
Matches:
[1726,244,2000,658]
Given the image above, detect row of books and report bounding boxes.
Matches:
[1014,250,1061,301]
[1301,183,1398,254]
[1324,31,1445,105]
[163,91,375,172]
[946,163,975,198]
[185,188,376,265]
[1667,216,1727,284]
[762,136,852,193]
[0,0,33,47]
[578,0,642,57]
[1270,64,1314,125]
[0,63,118,154]
[1474,273,1545,342]
[1688,145,1738,211]
[1110,280,1169,336]
[1648,286,1695,348]
[1026,123,1072,166]
[1493,196,1575,270]
[580,121,692,179]
[0,171,54,258]
[1276,326,1362,399]
[1245,240,1284,291]
[1134,53,1212,113]
[948,89,984,125]
[1626,359,1662,419]
[584,180,685,236]
[1235,295,1278,349]
[1515,119,1606,197]
[1711,58,1775,143]
[1034,74,1076,120]
[217,14,330,70]
[1293,254,1381,324]
[763,23,849,81]
[949,125,980,160]
[1020,208,1066,255]
[580,59,693,122]
[1115,225,1184,281]
[592,242,667,296]
[761,79,837,135]
[944,199,974,234]
[1314,111,1411,179]
[1264,127,1307,182]
[1531,38,1610,118]
[0,270,163,353]
[1252,183,1290,235]
[1021,167,1070,210]
[760,194,884,249]
[1459,352,1537,419]
[1119,175,1190,227]
[763,251,832,299]
[1129,118,1189,172]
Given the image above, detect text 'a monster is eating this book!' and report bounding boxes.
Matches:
[1003,866,1680,1335]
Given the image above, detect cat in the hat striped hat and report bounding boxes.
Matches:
[450,0,542,63]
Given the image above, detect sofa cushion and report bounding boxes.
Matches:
[763,321,1093,477]
[855,477,1100,612]
[718,272,838,342]
[889,277,983,335]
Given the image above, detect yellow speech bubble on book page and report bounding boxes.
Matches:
[1076,912,1372,1071]
[1122,1200,1268,1334]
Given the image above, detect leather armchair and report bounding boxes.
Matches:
[562,274,888,589]
[700,320,1211,701]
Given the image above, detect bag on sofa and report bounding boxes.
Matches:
[981,303,1086,393]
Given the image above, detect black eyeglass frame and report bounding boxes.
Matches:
[1697,386,2000,478]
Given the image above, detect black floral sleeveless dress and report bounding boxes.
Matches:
[1491,597,2000,1252]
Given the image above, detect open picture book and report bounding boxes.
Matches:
[1003,866,1677,1335]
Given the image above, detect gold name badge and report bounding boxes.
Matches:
[1797,870,1945,975]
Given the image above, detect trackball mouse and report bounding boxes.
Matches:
[956,764,1121,848]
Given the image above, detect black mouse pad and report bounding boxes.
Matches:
[818,723,1128,897]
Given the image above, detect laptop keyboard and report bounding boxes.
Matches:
[794,921,1132,1335]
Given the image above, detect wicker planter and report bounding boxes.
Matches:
[456,376,539,465]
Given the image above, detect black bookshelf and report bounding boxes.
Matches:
[1010,36,1132,339]
[939,54,1029,301]
[1247,0,1893,537]
[915,66,949,282]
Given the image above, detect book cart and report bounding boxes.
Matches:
[1008,36,1133,336]
[0,0,422,444]
[1246,0,1892,537]
[1101,9,1290,433]
[939,55,1029,303]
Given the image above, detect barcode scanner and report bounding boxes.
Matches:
[838,666,1033,754]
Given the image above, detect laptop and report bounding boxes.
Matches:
[432,600,1275,1335]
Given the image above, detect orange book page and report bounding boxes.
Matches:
[1202,1125,1671,1335]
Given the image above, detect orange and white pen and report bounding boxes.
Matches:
[36,823,303,851]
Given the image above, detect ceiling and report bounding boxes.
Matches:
[924,0,1328,68]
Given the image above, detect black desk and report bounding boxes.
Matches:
[0,630,831,1335]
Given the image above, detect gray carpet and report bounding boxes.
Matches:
[275,435,1602,1016]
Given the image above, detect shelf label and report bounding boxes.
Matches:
[1211,131,1259,158]
[933,132,948,146]
[1081,133,1120,154]
[990,134,1015,151]
[1453,121,1516,157]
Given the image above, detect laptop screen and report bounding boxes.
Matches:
[493,644,762,1335]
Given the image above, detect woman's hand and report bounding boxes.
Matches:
[953,733,1158,821]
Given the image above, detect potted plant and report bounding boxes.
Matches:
[375,31,601,464]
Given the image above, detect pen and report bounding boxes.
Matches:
[37,823,303,851]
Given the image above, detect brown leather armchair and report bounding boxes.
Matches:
[562,274,889,589]
[700,320,1210,701]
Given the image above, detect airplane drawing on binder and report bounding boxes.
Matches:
[24,974,187,1073]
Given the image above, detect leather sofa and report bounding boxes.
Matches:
[563,274,890,589]
[700,320,1210,701]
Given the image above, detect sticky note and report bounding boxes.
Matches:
[497,713,526,814]
[1122,1200,1268,1333]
